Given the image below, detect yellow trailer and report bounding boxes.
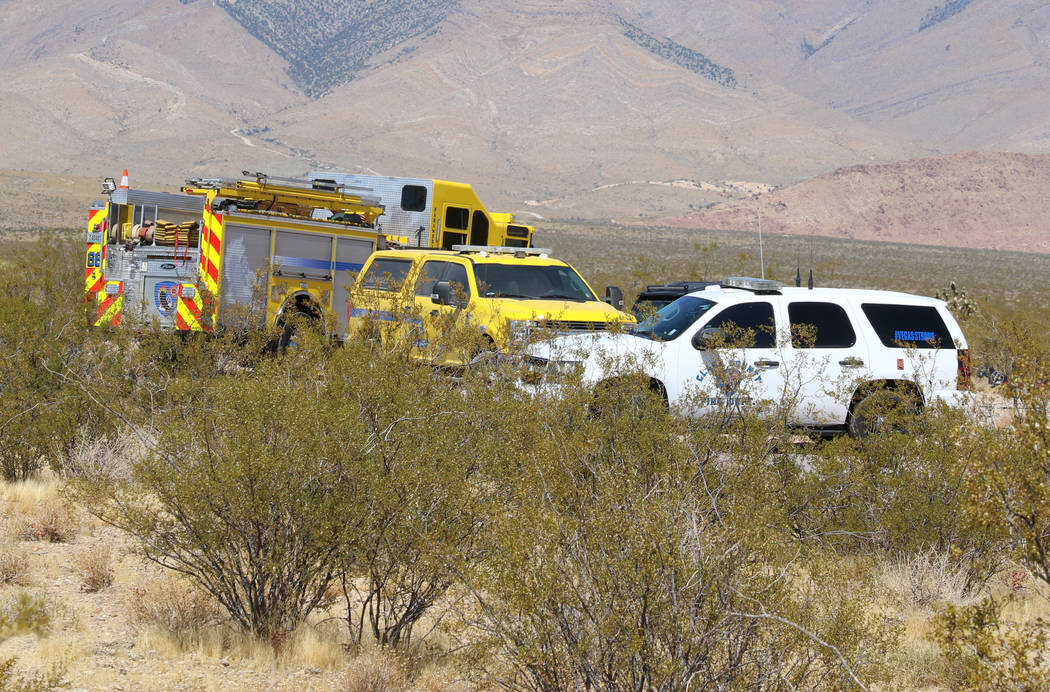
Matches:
[307,172,535,249]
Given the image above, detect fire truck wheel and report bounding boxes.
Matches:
[277,310,319,352]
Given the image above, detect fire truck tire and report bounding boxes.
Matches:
[277,310,319,352]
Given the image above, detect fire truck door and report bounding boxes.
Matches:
[220,224,272,327]
[332,236,375,334]
[271,231,334,321]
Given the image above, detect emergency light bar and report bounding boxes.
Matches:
[721,276,784,292]
[452,245,551,258]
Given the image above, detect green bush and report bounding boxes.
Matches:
[0,237,115,480]
[10,227,1050,682]
[785,406,1004,590]
[461,383,894,689]
[74,321,493,649]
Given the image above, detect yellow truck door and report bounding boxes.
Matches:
[411,258,475,363]
[348,255,417,348]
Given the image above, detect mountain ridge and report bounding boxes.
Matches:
[1,0,1048,251]
[663,152,1050,254]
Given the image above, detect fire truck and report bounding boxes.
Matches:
[86,170,385,337]
[86,169,536,337]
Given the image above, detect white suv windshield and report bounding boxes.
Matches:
[633,296,717,341]
[473,263,596,301]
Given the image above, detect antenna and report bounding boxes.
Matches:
[757,208,765,279]
[808,237,814,290]
[795,240,801,287]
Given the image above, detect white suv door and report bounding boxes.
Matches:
[782,299,872,426]
[667,299,786,417]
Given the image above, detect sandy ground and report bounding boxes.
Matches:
[0,518,443,691]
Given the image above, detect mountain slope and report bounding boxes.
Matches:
[0,0,307,177]
[270,2,908,211]
[664,152,1050,253]
[1,0,1049,240]
[215,0,459,97]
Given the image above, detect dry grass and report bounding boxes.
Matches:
[127,571,225,643]
[73,543,113,592]
[0,475,81,544]
[342,649,409,692]
[880,548,982,610]
[11,501,78,544]
[0,542,32,586]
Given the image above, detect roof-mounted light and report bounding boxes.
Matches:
[451,245,552,258]
[721,276,784,292]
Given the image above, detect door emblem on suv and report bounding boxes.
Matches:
[697,360,761,393]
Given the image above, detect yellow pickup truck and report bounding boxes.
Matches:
[347,245,632,365]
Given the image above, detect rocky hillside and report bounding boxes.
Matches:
[663,152,1050,253]
[213,0,458,97]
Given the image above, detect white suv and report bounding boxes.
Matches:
[524,277,973,435]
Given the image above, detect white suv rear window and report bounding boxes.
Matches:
[860,303,953,349]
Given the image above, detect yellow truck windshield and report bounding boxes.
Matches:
[473,263,596,302]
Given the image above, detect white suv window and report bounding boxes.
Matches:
[861,303,953,349]
[705,302,776,348]
[788,301,857,348]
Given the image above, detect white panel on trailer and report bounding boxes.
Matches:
[308,173,435,247]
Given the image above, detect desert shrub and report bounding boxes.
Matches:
[62,432,142,482]
[0,237,116,481]
[74,336,356,642]
[332,335,496,650]
[960,341,1050,587]
[127,571,225,642]
[968,311,1041,388]
[934,596,1050,690]
[72,543,113,592]
[343,649,409,692]
[14,501,77,544]
[75,321,492,649]
[0,659,66,692]
[462,381,895,690]
[0,544,32,586]
[880,548,982,610]
[784,404,1004,588]
[0,592,64,692]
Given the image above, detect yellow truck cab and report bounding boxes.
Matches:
[348,245,632,365]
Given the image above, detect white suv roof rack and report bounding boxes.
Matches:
[451,245,551,257]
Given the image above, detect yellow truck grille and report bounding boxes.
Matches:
[537,320,611,332]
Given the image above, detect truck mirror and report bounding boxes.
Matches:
[604,286,624,310]
[691,327,723,351]
[432,281,452,306]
